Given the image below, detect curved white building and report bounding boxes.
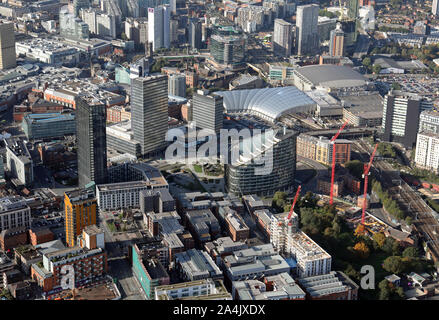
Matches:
[214,86,316,123]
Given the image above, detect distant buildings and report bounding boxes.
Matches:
[292,65,371,93]
[433,0,439,16]
[59,6,90,40]
[148,5,170,51]
[188,18,202,50]
[295,4,319,56]
[382,90,433,149]
[209,25,247,70]
[64,188,97,247]
[329,23,345,57]
[15,38,80,66]
[415,111,439,172]
[81,8,117,39]
[168,74,186,98]
[0,22,16,70]
[76,97,107,187]
[273,19,293,57]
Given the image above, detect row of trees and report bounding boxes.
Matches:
[370,43,439,74]
[362,57,382,74]
[372,180,407,220]
[377,143,397,158]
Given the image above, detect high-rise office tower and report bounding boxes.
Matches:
[295,4,319,56]
[76,97,107,187]
[170,0,177,15]
[170,18,178,44]
[64,188,97,247]
[73,0,90,17]
[348,0,359,20]
[433,0,439,16]
[131,75,168,157]
[192,90,223,135]
[168,74,186,97]
[148,5,171,51]
[329,23,345,57]
[382,90,433,149]
[0,22,16,70]
[188,18,202,50]
[60,6,90,40]
[273,18,293,57]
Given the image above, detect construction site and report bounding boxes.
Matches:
[46,277,121,300]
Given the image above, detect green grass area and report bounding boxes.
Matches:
[106,221,116,233]
[193,164,203,173]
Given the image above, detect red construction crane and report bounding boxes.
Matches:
[287,185,301,222]
[360,143,379,225]
[329,121,349,205]
[278,186,301,227]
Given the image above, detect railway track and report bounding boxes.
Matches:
[355,140,439,262]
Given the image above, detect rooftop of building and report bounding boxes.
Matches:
[96,180,150,192]
[0,196,28,212]
[339,91,383,118]
[234,272,305,300]
[298,271,358,298]
[215,86,316,121]
[23,112,75,123]
[175,249,222,278]
[4,138,32,163]
[287,230,331,262]
[143,258,169,280]
[294,65,368,89]
[65,188,95,203]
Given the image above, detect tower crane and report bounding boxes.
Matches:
[329,121,349,205]
[356,143,379,236]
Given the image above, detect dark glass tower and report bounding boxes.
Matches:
[76,97,107,187]
[188,18,202,50]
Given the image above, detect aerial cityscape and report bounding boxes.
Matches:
[1,0,439,304]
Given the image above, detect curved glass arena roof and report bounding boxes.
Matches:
[214,86,316,122]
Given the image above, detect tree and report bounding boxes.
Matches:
[362,57,372,69]
[372,64,382,74]
[391,82,401,90]
[353,242,370,259]
[402,247,419,258]
[378,280,391,300]
[373,232,386,248]
[383,256,404,274]
[344,160,364,180]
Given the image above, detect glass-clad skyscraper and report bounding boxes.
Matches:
[76,97,107,187]
[209,25,247,69]
[225,129,297,196]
